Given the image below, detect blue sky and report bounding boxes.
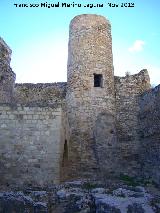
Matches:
[0,0,160,86]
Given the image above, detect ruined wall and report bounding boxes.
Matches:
[114,69,151,176]
[0,104,64,188]
[0,14,160,188]
[0,37,16,103]
[139,85,160,185]
[0,37,67,188]
[66,14,117,180]
[0,82,67,188]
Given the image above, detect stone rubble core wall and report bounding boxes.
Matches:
[139,84,160,184]
[14,82,67,106]
[114,69,151,177]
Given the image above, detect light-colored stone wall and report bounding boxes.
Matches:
[0,104,63,188]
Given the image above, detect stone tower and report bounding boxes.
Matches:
[0,38,15,103]
[65,14,117,180]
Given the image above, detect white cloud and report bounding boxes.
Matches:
[128,40,145,52]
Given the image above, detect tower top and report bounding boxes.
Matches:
[69,14,111,32]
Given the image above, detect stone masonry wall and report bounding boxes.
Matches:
[139,84,160,185]
[0,104,64,188]
[0,36,68,188]
[14,82,66,106]
[114,69,151,177]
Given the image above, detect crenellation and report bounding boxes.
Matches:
[0,14,160,189]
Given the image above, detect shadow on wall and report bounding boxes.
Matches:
[93,112,118,178]
[62,139,68,167]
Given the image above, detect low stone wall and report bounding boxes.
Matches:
[0,104,63,188]
[14,82,66,106]
[139,84,160,185]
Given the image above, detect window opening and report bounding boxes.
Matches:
[94,74,103,87]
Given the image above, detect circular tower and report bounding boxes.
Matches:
[0,38,16,103]
[65,14,117,180]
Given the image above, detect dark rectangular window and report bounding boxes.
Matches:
[94,74,103,87]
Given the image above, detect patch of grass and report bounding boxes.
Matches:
[119,174,139,187]
[140,178,159,187]
[81,182,99,191]
[119,174,159,188]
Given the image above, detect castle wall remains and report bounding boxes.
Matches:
[139,85,160,185]
[114,69,151,176]
[0,14,160,188]
[0,38,66,188]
